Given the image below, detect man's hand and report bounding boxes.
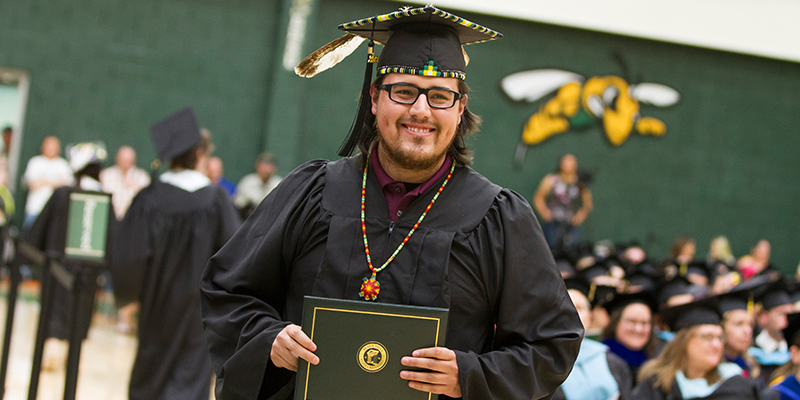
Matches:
[400,347,461,398]
[270,324,319,371]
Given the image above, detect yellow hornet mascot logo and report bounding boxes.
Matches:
[501,69,680,163]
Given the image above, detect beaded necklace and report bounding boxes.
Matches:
[358,152,455,301]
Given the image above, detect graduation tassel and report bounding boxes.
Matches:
[338,40,377,157]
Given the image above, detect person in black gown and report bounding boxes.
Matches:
[27,141,112,370]
[200,6,583,400]
[112,108,241,400]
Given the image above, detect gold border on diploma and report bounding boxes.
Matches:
[302,307,443,400]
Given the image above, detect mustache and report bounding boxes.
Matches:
[399,117,439,131]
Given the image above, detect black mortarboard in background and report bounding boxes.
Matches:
[757,279,792,311]
[603,291,658,317]
[783,313,800,347]
[684,261,709,280]
[150,107,202,162]
[658,275,693,305]
[661,296,721,332]
[555,257,575,278]
[295,6,502,157]
[719,274,774,315]
[565,277,591,300]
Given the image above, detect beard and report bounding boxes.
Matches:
[376,121,453,172]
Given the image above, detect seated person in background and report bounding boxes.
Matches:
[206,156,236,197]
[554,277,632,400]
[633,297,774,399]
[770,313,800,399]
[602,292,660,383]
[663,236,709,287]
[738,240,776,281]
[233,152,281,218]
[752,281,794,383]
[720,286,759,378]
[22,135,74,229]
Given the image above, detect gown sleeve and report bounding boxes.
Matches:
[631,376,669,400]
[608,351,633,400]
[454,190,584,400]
[200,160,328,400]
[109,185,153,307]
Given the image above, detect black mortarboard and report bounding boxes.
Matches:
[603,291,658,317]
[719,274,774,315]
[295,6,501,157]
[661,296,721,332]
[626,269,659,293]
[684,261,709,279]
[150,107,202,162]
[757,279,792,311]
[783,313,800,347]
[583,263,610,282]
[556,258,576,277]
[591,283,618,308]
[565,277,591,300]
[658,275,693,305]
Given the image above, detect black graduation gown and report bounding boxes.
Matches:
[551,351,633,400]
[112,179,241,400]
[26,184,116,340]
[200,157,583,400]
[631,374,779,400]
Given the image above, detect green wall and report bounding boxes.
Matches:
[2,0,798,272]
[0,0,282,190]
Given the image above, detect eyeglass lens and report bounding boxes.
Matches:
[386,84,459,109]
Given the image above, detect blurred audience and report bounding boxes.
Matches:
[206,156,235,197]
[100,145,150,220]
[234,152,281,218]
[22,136,73,229]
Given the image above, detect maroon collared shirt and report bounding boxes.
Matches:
[371,148,453,222]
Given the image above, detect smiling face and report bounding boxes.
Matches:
[616,303,653,351]
[686,324,724,375]
[370,73,466,176]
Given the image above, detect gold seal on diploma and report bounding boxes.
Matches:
[357,342,388,373]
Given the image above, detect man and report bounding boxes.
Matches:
[112,107,241,399]
[233,152,281,217]
[751,280,793,382]
[206,156,236,197]
[22,136,73,229]
[201,7,582,400]
[100,145,150,220]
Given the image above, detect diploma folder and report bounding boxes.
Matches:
[294,296,449,400]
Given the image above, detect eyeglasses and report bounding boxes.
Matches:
[694,333,726,343]
[621,318,652,328]
[378,83,462,109]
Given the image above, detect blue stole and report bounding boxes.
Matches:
[773,375,800,400]
[675,362,742,399]
[749,346,791,366]
[602,338,648,368]
[561,339,619,400]
[723,354,750,374]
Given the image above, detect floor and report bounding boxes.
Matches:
[0,279,189,400]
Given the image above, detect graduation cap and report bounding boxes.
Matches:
[625,269,659,293]
[757,278,792,311]
[150,107,202,163]
[661,296,721,333]
[658,275,693,305]
[555,257,576,277]
[66,141,108,172]
[294,6,502,157]
[782,312,800,347]
[603,291,658,317]
[565,276,591,300]
[718,274,774,315]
